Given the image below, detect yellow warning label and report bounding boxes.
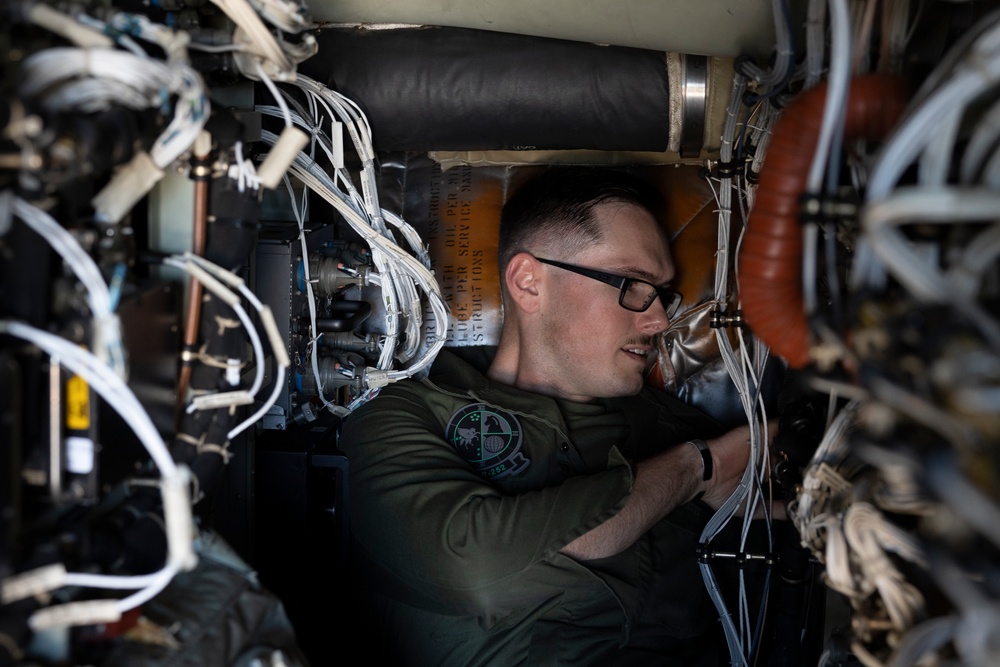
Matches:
[65,375,90,431]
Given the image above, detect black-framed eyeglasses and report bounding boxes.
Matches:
[535,257,683,317]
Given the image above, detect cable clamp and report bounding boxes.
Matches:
[180,344,198,365]
[189,164,213,181]
[716,160,740,179]
[189,154,214,182]
[709,309,745,329]
[799,191,858,225]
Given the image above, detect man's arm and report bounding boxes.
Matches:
[560,425,756,561]
[339,387,636,618]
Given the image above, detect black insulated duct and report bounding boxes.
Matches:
[301,26,678,153]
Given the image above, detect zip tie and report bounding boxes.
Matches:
[30,599,121,630]
[190,390,255,411]
[1,564,66,604]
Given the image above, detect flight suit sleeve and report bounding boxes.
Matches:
[338,386,634,620]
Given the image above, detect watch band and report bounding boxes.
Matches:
[689,439,713,481]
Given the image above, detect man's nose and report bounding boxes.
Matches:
[638,298,671,334]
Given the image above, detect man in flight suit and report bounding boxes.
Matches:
[339,166,771,666]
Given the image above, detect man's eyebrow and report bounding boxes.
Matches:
[614,265,675,285]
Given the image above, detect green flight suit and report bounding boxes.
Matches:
[339,347,734,666]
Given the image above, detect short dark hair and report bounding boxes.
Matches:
[498,166,666,283]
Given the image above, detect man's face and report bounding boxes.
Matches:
[535,201,675,402]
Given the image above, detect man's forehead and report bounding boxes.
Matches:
[587,203,675,282]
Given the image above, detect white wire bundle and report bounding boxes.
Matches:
[170,253,290,440]
[163,256,266,414]
[840,503,926,630]
[229,141,262,193]
[695,69,779,667]
[789,399,860,553]
[789,398,935,663]
[247,0,313,34]
[251,69,448,411]
[266,135,450,395]
[805,0,853,196]
[257,83,365,414]
[207,0,318,85]
[11,195,126,378]
[818,502,928,667]
[739,0,796,90]
[697,4,866,661]
[19,47,175,112]
[18,34,207,173]
[0,321,195,626]
[256,75,418,371]
[861,188,1000,347]
[844,11,1000,350]
[866,13,1000,201]
[743,101,781,212]
[210,0,292,73]
[93,12,193,62]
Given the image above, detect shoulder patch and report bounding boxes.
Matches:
[445,403,529,479]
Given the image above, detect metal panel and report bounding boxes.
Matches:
[310,0,781,57]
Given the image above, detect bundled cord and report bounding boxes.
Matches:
[738,0,796,95]
[10,194,126,378]
[699,5,863,655]
[852,9,1000,298]
[18,10,211,224]
[174,252,291,440]
[251,70,448,413]
[789,397,937,665]
[164,255,267,416]
[697,67,780,667]
[0,321,195,629]
[264,130,450,408]
[207,0,316,81]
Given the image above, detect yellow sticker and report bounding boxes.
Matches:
[65,374,90,431]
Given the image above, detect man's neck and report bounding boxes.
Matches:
[487,332,598,403]
[485,335,519,387]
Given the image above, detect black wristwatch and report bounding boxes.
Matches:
[689,439,713,481]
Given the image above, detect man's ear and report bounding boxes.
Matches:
[504,252,543,314]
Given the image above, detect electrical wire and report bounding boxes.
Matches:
[284,172,344,417]
[268,137,449,382]
[806,0,853,195]
[178,252,290,439]
[861,187,1000,347]
[163,257,266,412]
[254,92,449,410]
[697,67,779,667]
[12,195,126,378]
[0,321,195,624]
[209,0,292,73]
[867,16,1000,200]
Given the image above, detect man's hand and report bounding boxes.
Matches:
[697,421,785,520]
[562,421,785,561]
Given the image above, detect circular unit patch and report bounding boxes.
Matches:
[445,403,529,480]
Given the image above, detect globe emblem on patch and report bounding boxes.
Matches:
[483,434,505,454]
[446,403,529,479]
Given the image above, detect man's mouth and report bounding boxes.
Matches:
[622,341,652,359]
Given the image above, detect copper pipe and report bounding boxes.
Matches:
[738,74,909,368]
[175,138,211,416]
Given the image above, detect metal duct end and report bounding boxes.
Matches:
[668,52,708,158]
